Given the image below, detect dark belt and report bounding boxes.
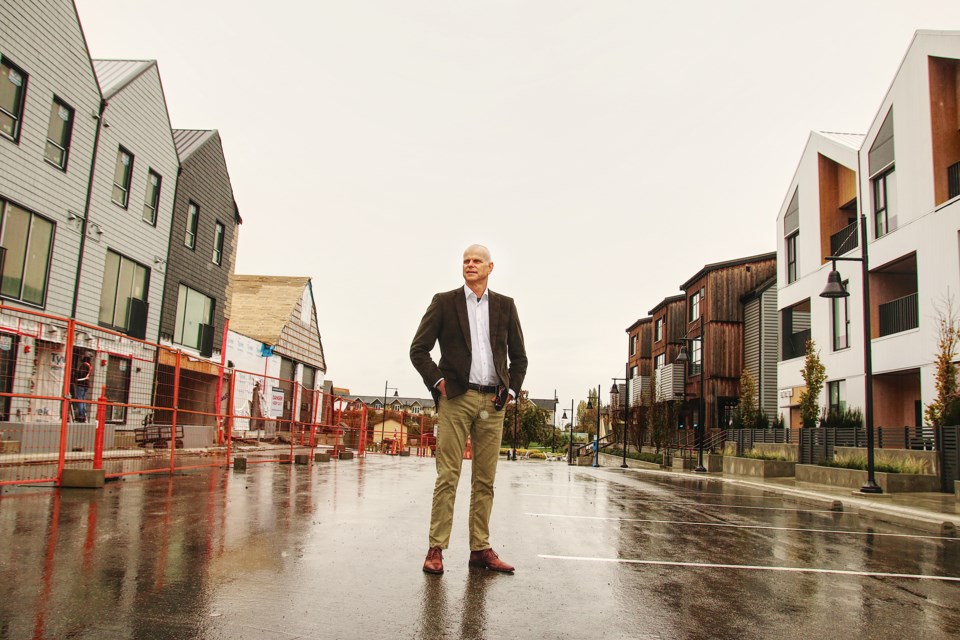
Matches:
[467,383,499,394]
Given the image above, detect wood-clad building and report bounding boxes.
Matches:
[648,294,686,401]
[625,317,652,406]
[678,253,777,429]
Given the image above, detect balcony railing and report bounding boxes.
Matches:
[878,292,918,337]
[829,220,859,256]
[949,161,960,200]
[782,329,811,360]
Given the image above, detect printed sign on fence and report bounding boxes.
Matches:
[270,387,284,418]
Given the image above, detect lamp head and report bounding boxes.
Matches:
[610,383,620,395]
[675,346,689,364]
[820,269,849,299]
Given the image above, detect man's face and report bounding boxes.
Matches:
[463,248,493,285]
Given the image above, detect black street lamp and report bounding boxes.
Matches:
[675,343,706,473]
[552,390,558,453]
[586,385,601,468]
[820,210,882,494]
[610,377,629,469]
[512,394,519,461]
[382,381,398,448]
[563,400,575,466]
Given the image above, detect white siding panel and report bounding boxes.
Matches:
[0,0,101,316]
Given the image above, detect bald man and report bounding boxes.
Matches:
[410,244,528,575]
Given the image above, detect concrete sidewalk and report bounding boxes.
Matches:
[597,451,960,536]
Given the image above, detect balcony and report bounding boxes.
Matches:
[878,292,918,337]
[829,220,859,256]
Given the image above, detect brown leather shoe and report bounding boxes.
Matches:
[468,548,515,573]
[423,547,444,574]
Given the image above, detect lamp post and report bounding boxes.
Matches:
[820,210,882,494]
[563,400,575,466]
[381,381,398,450]
[586,385,601,467]
[675,340,706,473]
[511,394,519,461]
[552,390,558,453]
[610,376,629,468]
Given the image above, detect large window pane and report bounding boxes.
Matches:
[99,250,149,332]
[174,284,213,349]
[99,251,120,324]
[1,203,29,298]
[22,215,52,305]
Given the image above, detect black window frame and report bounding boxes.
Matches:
[827,380,845,414]
[185,201,199,249]
[630,334,637,356]
[786,232,798,283]
[44,96,74,171]
[111,146,134,208]
[654,318,663,342]
[0,56,28,143]
[212,221,224,265]
[0,199,55,308]
[142,169,162,226]
[873,167,895,238]
[689,290,702,323]
[173,283,214,350]
[98,249,150,334]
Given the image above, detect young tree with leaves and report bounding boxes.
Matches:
[738,369,758,428]
[925,296,960,426]
[798,339,827,429]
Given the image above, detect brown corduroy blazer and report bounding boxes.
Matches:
[410,287,527,401]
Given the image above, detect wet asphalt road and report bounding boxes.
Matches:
[1,454,959,639]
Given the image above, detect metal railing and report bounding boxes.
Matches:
[949,161,960,200]
[878,292,918,337]
[829,220,859,256]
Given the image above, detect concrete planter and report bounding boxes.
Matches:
[706,453,724,472]
[796,464,940,492]
[724,456,796,478]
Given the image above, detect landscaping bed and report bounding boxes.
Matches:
[795,464,939,492]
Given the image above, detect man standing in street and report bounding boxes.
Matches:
[411,244,527,575]
[73,355,92,423]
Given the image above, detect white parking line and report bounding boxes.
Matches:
[539,555,960,582]
[518,494,837,514]
[526,512,959,541]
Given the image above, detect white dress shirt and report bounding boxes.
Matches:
[464,285,498,386]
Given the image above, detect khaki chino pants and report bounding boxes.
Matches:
[428,389,505,551]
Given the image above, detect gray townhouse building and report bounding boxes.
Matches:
[0,0,101,317]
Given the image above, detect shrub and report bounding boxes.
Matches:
[528,451,546,460]
[740,448,793,462]
[607,447,663,465]
[819,407,863,429]
[819,452,930,474]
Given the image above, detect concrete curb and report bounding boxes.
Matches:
[598,460,960,538]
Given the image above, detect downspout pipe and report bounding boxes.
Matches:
[70,99,107,319]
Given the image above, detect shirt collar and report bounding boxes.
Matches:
[463,284,489,303]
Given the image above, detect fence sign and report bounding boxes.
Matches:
[270,387,284,418]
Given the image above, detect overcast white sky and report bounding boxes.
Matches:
[74,1,960,408]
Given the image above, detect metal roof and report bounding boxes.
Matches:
[92,59,155,99]
[815,131,865,151]
[173,129,216,161]
[679,252,777,291]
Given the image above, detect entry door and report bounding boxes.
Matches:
[0,333,18,420]
[105,355,131,423]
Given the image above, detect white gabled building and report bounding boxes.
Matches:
[777,30,960,431]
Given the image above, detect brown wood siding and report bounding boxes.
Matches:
[930,56,960,206]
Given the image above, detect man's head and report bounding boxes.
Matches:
[462,244,493,289]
